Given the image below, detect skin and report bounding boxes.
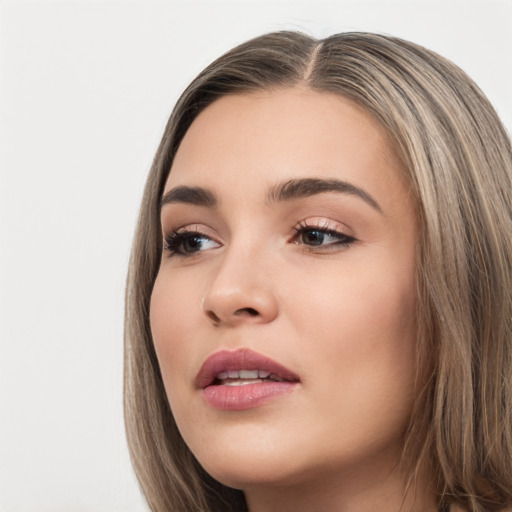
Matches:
[150,87,436,512]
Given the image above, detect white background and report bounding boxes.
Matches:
[1,1,511,511]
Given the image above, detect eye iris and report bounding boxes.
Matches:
[183,236,203,252]
[303,230,324,245]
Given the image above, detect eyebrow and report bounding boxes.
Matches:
[160,178,382,214]
[266,178,383,213]
[160,186,217,209]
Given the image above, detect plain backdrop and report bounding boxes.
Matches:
[1,1,511,511]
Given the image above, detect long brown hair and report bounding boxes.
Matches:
[124,31,512,512]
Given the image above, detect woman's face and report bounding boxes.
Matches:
[150,87,419,497]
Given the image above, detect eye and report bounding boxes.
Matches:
[292,221,356,249]
[164,228,220,257]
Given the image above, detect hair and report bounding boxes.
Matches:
[124,31,512,512]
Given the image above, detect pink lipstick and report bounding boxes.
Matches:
[195,349,300,410]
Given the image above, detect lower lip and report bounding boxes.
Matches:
[202,382,297,410]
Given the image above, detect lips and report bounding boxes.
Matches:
[195,348,300,388]
[195,349,300,410]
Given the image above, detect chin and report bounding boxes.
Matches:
[182,423,310,489]
[201,456,310,491]
[186,421,408,498]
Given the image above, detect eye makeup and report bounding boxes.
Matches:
[291,219,356,251]
[163,224,221,258]
[162,216,357,259]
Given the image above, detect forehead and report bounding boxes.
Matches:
[165,87,408,208]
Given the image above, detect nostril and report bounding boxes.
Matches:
[206,310,221,323]
[235,307,259,316]
[205,306,262,325]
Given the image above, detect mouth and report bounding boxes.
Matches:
[195,349,300,410]
[195,348,300,388]
[213,369,287,386]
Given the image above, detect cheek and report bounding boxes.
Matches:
[151,273,199,340]
[291,249,416,341]
[291,255,418,419]
[149,272,202,409]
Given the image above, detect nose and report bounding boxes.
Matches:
[202,247,279,327]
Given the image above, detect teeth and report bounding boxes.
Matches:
[239,370,258,379]
[224,379,264,386]
[215,369,285,384]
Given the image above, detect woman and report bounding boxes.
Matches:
[124,32,512,512]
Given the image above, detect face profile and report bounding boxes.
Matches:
[124,31,512,512]
[150,87,423,509]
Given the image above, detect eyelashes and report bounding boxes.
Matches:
[163,220,356,258]
[164,228,220,256]
[291,221,356,249]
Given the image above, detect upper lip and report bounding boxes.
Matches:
[195,348,300,388]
